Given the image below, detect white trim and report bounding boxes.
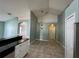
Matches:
[65,13,76,58]
[36,39,48,41]
[65,13,75,22]
[40,39,48,41]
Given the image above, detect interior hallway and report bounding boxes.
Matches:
[25,40,64,58]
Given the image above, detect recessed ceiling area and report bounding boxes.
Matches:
[27,0,73,17]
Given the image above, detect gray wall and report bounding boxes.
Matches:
[65,0,78,20]
[58,12,65,47]
[57,0,78,47]
[57,0,79,57]
[30,12,38,43]
[36,23,40,40]
[65,0,79,58]
[40,23,49,41]
[0,22,5,39]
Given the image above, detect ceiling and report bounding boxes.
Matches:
[27,0,73,17]
[0,0,29,21]
[0,0,73,21]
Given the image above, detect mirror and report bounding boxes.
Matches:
[0,17,19,40]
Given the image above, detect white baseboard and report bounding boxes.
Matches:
[36,39,48,41]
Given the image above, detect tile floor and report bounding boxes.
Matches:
[25,40,64,58]
[4,40,64,58]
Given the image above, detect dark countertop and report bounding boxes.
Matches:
[0,36,22,57]
[0,36,22,47]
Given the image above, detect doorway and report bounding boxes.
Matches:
[19,21,28,39]
[48,24,56,42]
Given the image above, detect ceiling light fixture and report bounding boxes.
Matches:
[8,13,12,15]
[41,10,44,13]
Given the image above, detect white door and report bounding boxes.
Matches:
[65,13,75,58]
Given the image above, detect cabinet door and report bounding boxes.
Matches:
[15,45,21,57]
[21,42,27,56]
[15,44,24,58]
[15,40,30,58]
[27,40,30,52]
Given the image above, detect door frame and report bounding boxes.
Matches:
[65,13,75,58]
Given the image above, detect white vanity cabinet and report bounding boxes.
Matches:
[15,40,30,58]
